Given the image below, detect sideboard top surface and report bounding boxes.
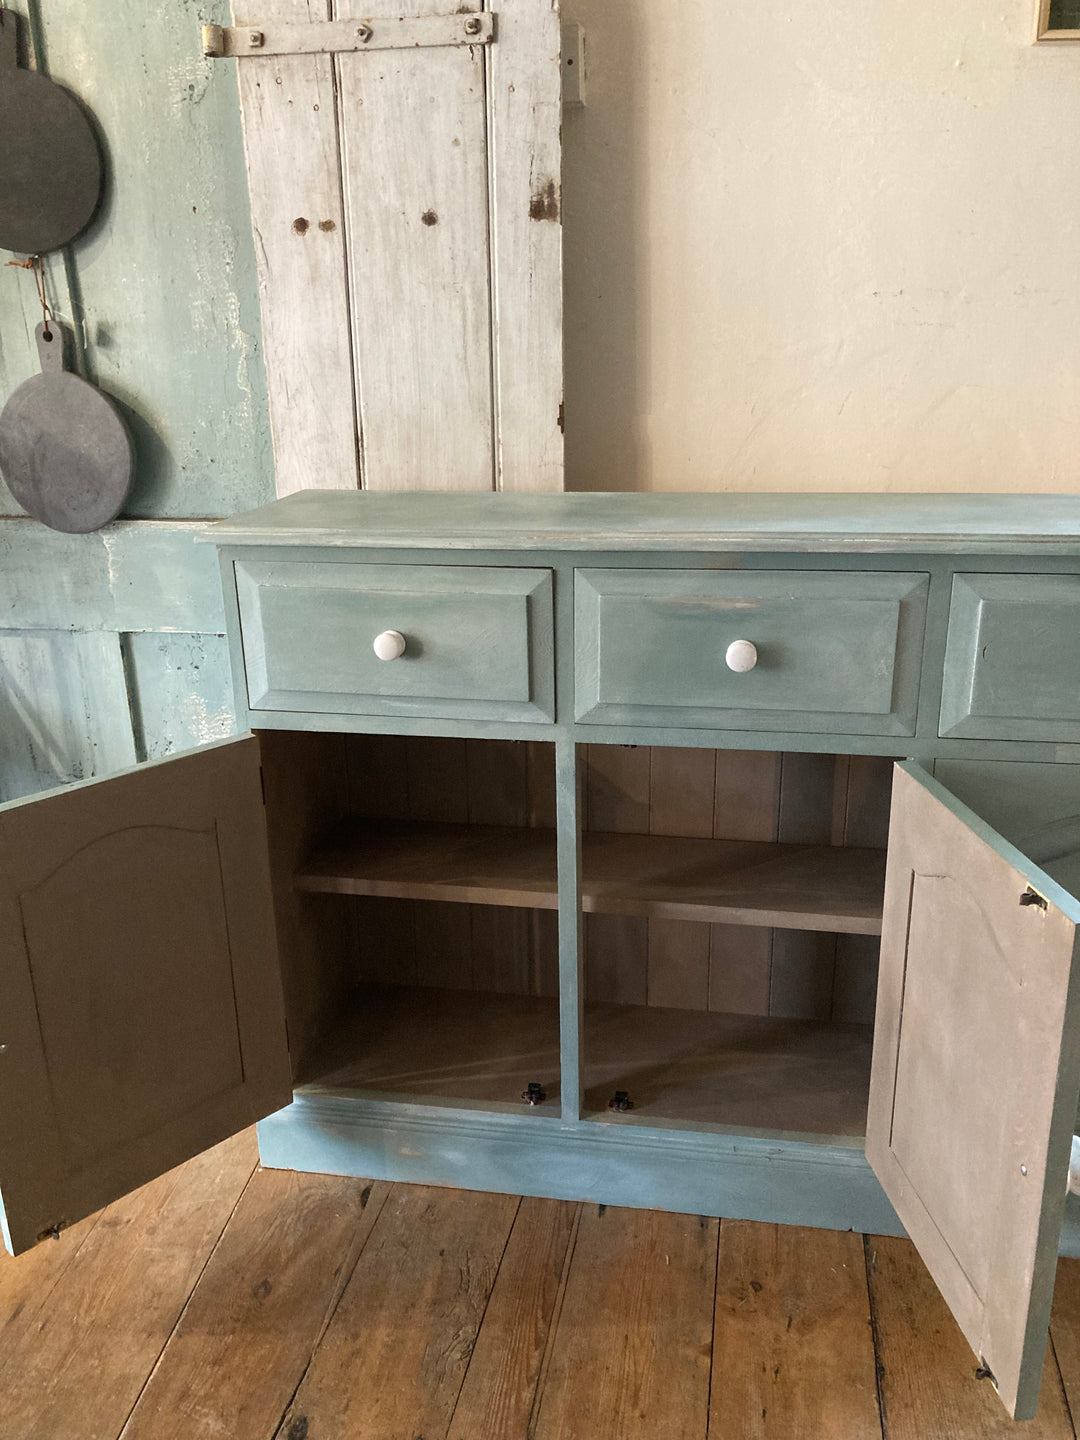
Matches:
[205,491,1080,555]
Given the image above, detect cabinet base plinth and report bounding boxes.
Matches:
[257,1092,904,1235]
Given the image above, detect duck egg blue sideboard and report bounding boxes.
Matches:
[3,491,1080,1417]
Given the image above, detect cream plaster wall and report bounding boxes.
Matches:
[562,0,1080,492]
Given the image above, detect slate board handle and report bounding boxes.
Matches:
[35,320,66,375]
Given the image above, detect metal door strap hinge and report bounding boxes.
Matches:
[202,13,494,59]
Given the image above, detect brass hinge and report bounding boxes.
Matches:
[202,12,494,59]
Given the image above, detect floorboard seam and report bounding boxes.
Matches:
[443,1194,524,1439]
[863,1233,889,1440]
[267,1176,393,1440]
[526,1200,584,1440]
[703,1214,723,1438]
[111,1157,259,1440]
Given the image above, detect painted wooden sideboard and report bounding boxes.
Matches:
[3,491,1080,1418]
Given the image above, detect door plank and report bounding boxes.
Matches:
[275,1185,520,1440]
[336,0,495,490]
[866,764,1080,1419]
[448,1197,579,1440]
[487,0,564,493]
[532,1204,717,1440]
[0,1130,256,1440]
[120,1169,391,1440]
[233,0,359,495]
[709,1221,881,1440]
[868,1235,1074,1440]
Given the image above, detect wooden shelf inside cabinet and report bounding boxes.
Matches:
[298,984,872,1138]
[296,819,887,936]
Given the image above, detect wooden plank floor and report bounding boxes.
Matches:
[2,1131,1080,1439]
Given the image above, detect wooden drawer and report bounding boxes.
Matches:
[235,561,554,722]
[940,574,1080,742]
[575,569,929,734]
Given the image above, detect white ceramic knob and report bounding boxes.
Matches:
[373,629,406,661]
[725,639,758,673]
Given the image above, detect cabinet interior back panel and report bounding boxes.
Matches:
[232,0,563,495]
[341,737,891,1025]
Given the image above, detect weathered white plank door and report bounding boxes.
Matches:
[229,0,563,495]
[867,762,1080,1421]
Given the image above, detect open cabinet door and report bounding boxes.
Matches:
[0,735,292,1255]
[867,762,1080,1420]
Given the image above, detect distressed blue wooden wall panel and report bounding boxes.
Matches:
[0,522,234,796]
[124,632,235,760]
[0,631,137,801]
[0,0,272,520]
[0,521,226,633]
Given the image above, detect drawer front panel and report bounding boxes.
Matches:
[575,569,929,734]
[236,561,554,721]
[940,574,1080,742]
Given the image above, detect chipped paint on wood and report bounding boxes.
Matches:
[528,178,561,222]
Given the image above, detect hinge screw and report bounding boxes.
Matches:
[464,16,482,35]
[521,1081,547,1106]
[248,29,265,47]
[356,23,373,42]
[608,1090,634,1112]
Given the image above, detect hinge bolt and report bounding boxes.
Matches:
[608,1089,634,1113]
[521,1081,547,1106]
[248,29,265,47]
[356,23,373,42]
[464,16,482,35]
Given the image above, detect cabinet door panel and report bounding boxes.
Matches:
[0,736,291,1256]
[867,762,1080,1420]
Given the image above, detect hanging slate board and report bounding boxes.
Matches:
[0,12,102,254]
[0,322,132,533]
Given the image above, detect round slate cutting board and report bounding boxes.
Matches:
[0,323,133,533]
[0,13,103,254]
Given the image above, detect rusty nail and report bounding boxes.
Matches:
[464,16,482,34]
[248,29,264,47]
[356,22,373,41]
